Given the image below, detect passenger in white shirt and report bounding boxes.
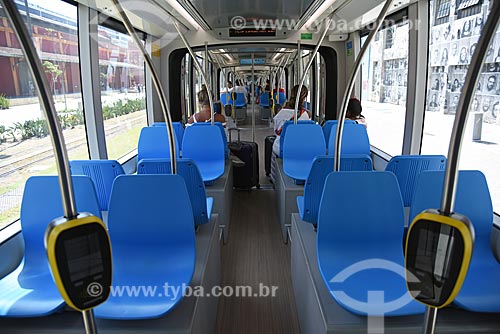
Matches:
[222,81,234,93]
[233,80,248,104]
[272,85,310,156]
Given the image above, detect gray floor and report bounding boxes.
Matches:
[215,109,301,333]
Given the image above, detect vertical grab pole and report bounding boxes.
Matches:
[205,42,210,92]
[110,0,177,174]
[333,0,393,172]
[1,0,77,221]
[277,52,292,97]
[280,52,293,96]
[172,21,215,125]
[214,53,226,100]
[296,40,301,89]
[252,53,256,142]
[1,0,95,332]
[422,2,500,333]
[294,0,354,123]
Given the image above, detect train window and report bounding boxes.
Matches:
[422,0,500,212]
[360,20,409,156]
[97,24,147,160]
[0,0,88,230]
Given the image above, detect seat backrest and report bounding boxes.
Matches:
[182,125,225,182]
[259,92,270,107]
[318,171,405,262]
[220,93,232,106]
[235,93,246,106]
[278,92,286,105]
[322,120,356,144]
[301,155,373,224]
[188,122,228,159]
[107,174,195,269]
[19,176,102,283]
[138,126,181,162]
[283,124,326,181]
[410,171,493,239]
[327,122,370,156]
[385,155,446,207]
[137,158,210,226]
[279,120,315,158]
[316,171,424,316]
[151,122,185,151]
[70,160,124,211]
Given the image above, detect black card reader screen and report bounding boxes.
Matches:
[64,232,104,283]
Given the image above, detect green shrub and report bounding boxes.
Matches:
[15,120,49,139]
[0,125,5,143]
[0,94,9,109]
[101,97,145,120]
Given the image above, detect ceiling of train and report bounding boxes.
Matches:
[186,0,315,29]
[209,45,308,74]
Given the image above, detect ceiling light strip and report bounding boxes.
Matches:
[176,0,211,31]
[295,0,328,30]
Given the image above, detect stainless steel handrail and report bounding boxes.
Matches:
[294,0,354,122]
[423,2,500,333]
[1,0,96,332]
[333,0,393,171]
[173,21,216,125]
[111,0,178,174]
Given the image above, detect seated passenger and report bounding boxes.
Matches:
[188,103,226,124]
[233,80,248,104]
[346,97,367,127]
[272,85,310,156]
[197,84,209,111]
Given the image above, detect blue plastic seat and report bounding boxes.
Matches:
[279,120,315,158]
[70,160,125,211]
[259,92,270,107]
[385,155,446,207]
[317,171,424,316]
[283,124,326,181]
[94,175,195,319]
[190,122,229,159]
[151,122,185,150]
[137,158,213,226]
[297,155,373,225]
[410,170,500,312]
[138,126,181,162]
[273,92,286,105]
[220,93,232,106]
[322,120,356,144]
[327,122,370,156]
[182,125,225,182]
[0,176,101,317]
[234,93,246,107]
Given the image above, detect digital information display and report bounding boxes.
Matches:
[229,28,276,38]
[239,58,266,65]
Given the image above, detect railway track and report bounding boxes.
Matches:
[0,114,145,179]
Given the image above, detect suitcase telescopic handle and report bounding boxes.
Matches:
[228,128,241,143]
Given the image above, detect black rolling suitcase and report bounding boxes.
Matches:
[264,135,276,176]
[228,129,260,189]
